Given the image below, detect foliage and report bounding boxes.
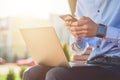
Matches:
[62,43,72,61]
[0,75,6,80]
[6,69,15,80]
[0,74,21,80]
[20,66,27,79]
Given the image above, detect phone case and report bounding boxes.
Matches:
[59,14,77,22]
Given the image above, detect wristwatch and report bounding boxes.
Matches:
[96,24,107,38]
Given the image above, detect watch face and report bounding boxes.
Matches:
[97,24,106,38]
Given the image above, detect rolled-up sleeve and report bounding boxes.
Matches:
[70,35,89,55]
[105,26,120,48]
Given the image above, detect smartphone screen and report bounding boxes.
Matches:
[59,14,77,22]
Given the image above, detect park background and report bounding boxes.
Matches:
[0,0,76,80]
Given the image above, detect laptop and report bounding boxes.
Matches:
[20,27,99,68]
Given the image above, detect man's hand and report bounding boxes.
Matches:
[72,47,92,62]
[65,16,98,38]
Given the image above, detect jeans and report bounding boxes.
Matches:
[23,64,120,80]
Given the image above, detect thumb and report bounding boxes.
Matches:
[77,16,89,25]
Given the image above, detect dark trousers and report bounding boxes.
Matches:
[23,64,120,80]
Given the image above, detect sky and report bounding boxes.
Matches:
[0,0,71,19]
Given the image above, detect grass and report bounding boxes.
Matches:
[0,75,6,80]
[0,74,21,80]
[0,66,28,80]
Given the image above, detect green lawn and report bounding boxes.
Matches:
[0,74,21,80]
[0,66,27,80]
[0,75,6,80]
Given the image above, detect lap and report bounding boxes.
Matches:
[46,65,120,80]
[23,64,120,80]
[23,65,53,80]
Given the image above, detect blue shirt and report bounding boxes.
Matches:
[71,0,120,60]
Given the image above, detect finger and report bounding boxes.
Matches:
[65,21,69,26]
[84,47,92,55]
[77,16,90,25]
[71,33,87,38]
[71,30,88,35]
[78,33,88,38]
[80,16,88,20]
[78,20,89,26]
[72,54,89,61]
[65,21,72,27]
[70,26,88,32]
[67,17,89,26]
[70,20,88,26]
[70,26,82,31]
[70,30,88,38]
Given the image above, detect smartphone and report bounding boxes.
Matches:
[59,14,77,22]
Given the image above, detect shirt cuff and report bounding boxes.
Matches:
[71,38,89,55]
[106,26,120,39]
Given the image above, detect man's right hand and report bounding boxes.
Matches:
[72,47,92,62]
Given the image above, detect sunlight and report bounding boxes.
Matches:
[0,0,70,19]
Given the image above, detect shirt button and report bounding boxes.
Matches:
[97,10,100,12]
[97,45,100,48]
